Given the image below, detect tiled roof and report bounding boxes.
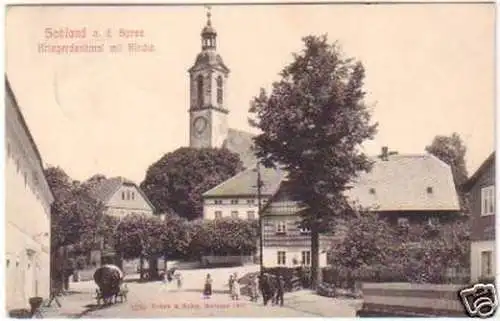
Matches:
[345,154,460,212]
[262,153,460,216]
[223,128,258,169]
[202,165,286,198]
[87,177,156,211]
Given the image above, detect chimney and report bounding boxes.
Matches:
[381,146,389,161]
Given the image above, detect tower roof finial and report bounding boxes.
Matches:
[206,5,212,26]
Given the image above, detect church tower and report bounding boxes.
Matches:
[188,8,230,149]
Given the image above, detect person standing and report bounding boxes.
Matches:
[250,275,259,302]
[231,273,241,301]
[276,275,285,307]
[203,273,213,299]
[176,272,183,290]
[228,274,235,297]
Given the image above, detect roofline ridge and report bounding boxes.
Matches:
[202,167,254,196]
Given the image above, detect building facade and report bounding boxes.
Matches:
[463,152,495,283]
[202,166,285,220]
[87,177,156,218]
[261,182,334,268]
[5,78,54,310]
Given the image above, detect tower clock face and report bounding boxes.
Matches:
[193,116,208,136]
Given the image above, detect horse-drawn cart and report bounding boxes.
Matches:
[93,264,128,306]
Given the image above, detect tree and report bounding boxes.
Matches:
[248,35,377,288]
[425,133,469,212]
[45,166,104,252]
[189,219,259,257]
[330,210,394,283]
[141,147,243,220]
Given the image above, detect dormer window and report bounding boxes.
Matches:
[299,227,311,234]
[427,187,433,194]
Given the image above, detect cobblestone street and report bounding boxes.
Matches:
[42,266,360,318]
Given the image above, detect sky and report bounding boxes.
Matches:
[5,3,495,184]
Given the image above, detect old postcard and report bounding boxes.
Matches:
[4,2,496,318]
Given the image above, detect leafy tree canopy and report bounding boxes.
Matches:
[425,133,469,212]
[249,35,377,227]
[45,166,105,252]
[141,147,243,220]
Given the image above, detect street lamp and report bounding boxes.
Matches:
[253,162,265,277]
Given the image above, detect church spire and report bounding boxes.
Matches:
[201,5,217,50]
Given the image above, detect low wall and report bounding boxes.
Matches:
[201,255,254,266]
[360,282,467,317]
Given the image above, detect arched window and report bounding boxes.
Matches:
[197,75,204,107]
[216,76,223,104]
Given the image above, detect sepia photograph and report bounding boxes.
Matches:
[4,2,496,318]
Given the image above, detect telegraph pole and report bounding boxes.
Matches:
[256,162,264,277]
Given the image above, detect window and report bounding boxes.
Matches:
[481,251,493,277]
[276,221,287,234]
[197,75,204,106]
[301,251,311,266]
[231,211,239,219]
[122,191,125,200]
[247,199,255,205]
[214,200,223,205]
[16,159,20,173]
[247,211,256,220]
[300,227,311,234]
[397,217,409,227]
[214,211,222,219]
[427,187,433,194]
[216,76,223,104]
[277,251,286,265]
[481,186,495,216]
[131,192,135,200]
[231,199,239,205]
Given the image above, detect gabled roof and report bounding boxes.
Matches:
[223,128,258,169]
[202,165,286,198]
[5,76,54,203]
[87,177,156,212]
[462,152,495,192]
[345,154,460,212]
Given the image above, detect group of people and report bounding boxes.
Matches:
[163,269,183,290]
[259,273,286,306]
[201,272,286,306]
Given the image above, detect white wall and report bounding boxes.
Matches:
[203,197,269,220]
[262,247,327,268]
[5,143,51,310]
[470,240,496,283]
